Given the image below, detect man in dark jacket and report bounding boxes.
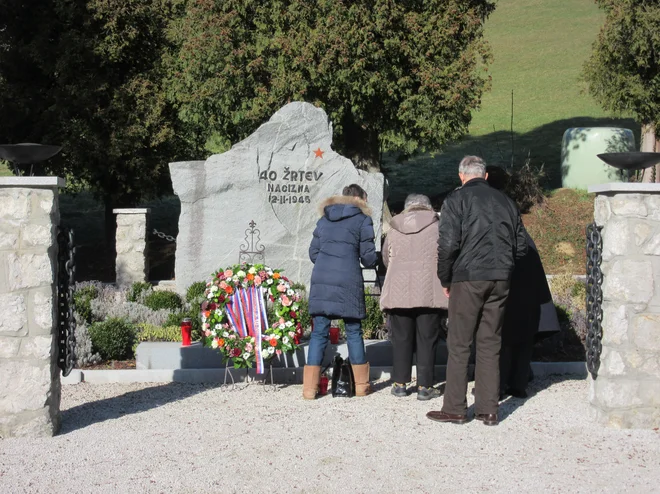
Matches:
[303,184,378,400]
[427,156,527,426]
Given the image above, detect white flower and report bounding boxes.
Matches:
[275,334,281,340]
[288,331,295,338]
[207,293,213,299]
[282,337,289,344]
[267,269,273,275]
[251,337,255,342]
[242,352,250,360]
[214,309,223,316]
[287,289,294,296]
[237,270,246,278]
[214,324,222,330]
[292,304,299,311]
[248,267,256,274]
[223,331,229,338]
[267,279,273,285]
[285,321,293,328]
[211,285,218,292]
[278,323,286,330]
[267,346,275,355]
[233,276,239,282]
[211,339,219,349]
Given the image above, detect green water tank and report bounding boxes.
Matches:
[561,127,635,189]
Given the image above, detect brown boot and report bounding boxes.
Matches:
[352,362,371,396]
[302,365,321,400]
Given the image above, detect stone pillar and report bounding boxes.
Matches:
[114,208,150,286]
[588,183,660,428]
[0,177,64,437]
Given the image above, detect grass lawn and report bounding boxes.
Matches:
[383,0,638,205]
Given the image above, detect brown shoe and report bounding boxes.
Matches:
[475,413,499,426]
[426,410,469,424]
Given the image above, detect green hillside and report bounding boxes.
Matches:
[384,0,638,204]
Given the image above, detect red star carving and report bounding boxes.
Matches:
[314,148,324,159]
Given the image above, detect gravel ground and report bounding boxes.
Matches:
[1,376,659,494]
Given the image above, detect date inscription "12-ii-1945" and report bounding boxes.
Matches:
[259,167,324,204]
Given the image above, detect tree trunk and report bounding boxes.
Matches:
[340,115,381,172]
[641,123,658,182]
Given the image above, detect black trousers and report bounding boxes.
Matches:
[389,308,443,388]
[442,280,509,416]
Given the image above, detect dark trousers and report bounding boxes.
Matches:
[389,309,443,387]
[442,280,509,415]
[500,343,533,393]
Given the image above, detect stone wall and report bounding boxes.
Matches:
[589,184,660,428]
[0,177,64,437]
[114,208,149,286]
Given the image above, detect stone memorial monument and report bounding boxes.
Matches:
[170,102,384,291]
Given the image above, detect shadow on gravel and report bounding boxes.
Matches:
[498,374,587,423]
[59,382,219,435]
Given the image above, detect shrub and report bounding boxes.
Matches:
[363,289,385,339]
[90,299,172,326]
[127,281,152,303]
[143,290,183,311]
[73,319,102,367]
[132,324,182,353]
[505,158,546,214]
[73,284,99,324]
[549,274,587,358]
[185,281,207,304]
[89,318,137,360]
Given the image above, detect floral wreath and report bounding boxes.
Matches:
[201,263,303,369]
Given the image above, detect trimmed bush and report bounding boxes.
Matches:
[143,290,183,311]
[185,281,207,304]
[89,318,137,360]
[127,281,152,303]
[132,324,182,353]
[73,285,98,324]
[90,299,172,326]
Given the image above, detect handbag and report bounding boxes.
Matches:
[331,354,355,398]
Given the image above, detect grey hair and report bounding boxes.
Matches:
[404,193,432,210]
[458,155,487,178]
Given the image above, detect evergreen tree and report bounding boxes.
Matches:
[167,0,495,171]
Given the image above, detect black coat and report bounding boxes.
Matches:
[308,196,378,320]
[437,178,528,286]
[502,233,553,345]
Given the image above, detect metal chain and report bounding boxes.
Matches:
[585,223,603,378]
[152,228,176,242]
[57,227,77,377]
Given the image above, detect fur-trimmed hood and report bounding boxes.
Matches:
[318,195,372,221]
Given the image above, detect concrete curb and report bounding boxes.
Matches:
[66,362,588,385]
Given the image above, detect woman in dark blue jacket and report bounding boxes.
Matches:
[303,184,379,399]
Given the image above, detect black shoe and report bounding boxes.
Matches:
[475,413,499,426]
[417,386,442,401]
[391,383,407,397]
[427,411,469,424]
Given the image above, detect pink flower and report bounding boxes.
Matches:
[276,349,282,356]
[259,270,267,279]
[277,284,286,293]
[204,330,212,337]
[224,269,233,278]
[254,276,262,285]
[281,295,292,307]
[288,331,295,338]
[279,318,285,325]
[245,343,253,352]
[220,281,228,290]
[229,334,236,340]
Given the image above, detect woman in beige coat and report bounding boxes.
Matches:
[380,194,449,400]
